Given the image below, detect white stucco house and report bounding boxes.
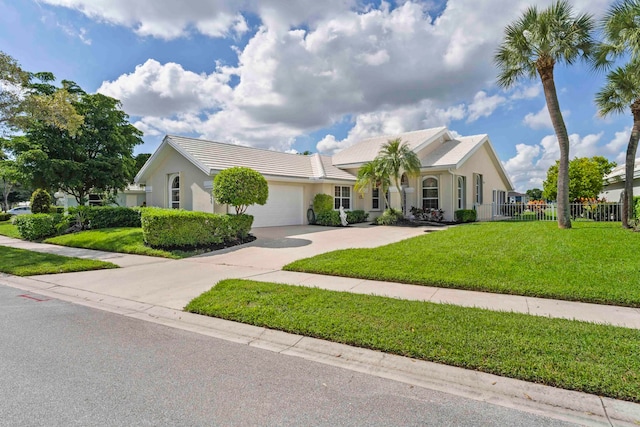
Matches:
[600,158,640,202]
[135,127,514,227]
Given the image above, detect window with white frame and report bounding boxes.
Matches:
[457,176,466,209]
[422,177,439,209]
[474,174,483,204]
[372,186,380,210]
[334,186,351,209]
[169,174,180,209]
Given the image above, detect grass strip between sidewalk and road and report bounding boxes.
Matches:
[0,220,20,239]
[186,279,640,403]
[0,245,118,276]
[284,221,640,307]
[44,228,186,259]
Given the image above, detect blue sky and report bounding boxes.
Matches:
[0,0,630,192]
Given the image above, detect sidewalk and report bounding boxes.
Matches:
[2,233,640,425]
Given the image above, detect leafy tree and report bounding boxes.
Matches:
[133,153,152,177]
[543,156,616,201]
[13,84,142,204]
[212,166,268,214]
[0,52,82,135]
[525,188,543,200]
[495,1,595,229]
[0,157,21,212]
[375,138,421,211]
[354,158,391,210]
[593,0,640,228]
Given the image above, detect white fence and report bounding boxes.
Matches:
[474,202,622,222]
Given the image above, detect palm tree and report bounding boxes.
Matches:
[594,0,640,228]
[494,1,595,229]
[354,158,391,210]
[375,138,421,212]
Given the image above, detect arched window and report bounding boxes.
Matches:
[457,176,466,209]
[169,174,180,209]
[422,177,438,209]
[401,173,409,187]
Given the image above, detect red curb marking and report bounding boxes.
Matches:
[18,294,50,302]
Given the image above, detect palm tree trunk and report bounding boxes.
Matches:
[623,99,640,228]
[538,60,572,229]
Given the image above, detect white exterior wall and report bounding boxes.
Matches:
[600,179,640,203]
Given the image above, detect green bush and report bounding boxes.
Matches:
[455,209,477,223]
[313,193,333,214]
[141,208,253,249]
[346,210,369,224]
[316,210,341,226]
[634,196,640,219]
[14,214,68,241]
[30,189,51,214]
[0,213,11,221]
[67,206,141,229]
[49,206,65,214]
[212,167,268,214]
[375,208,403,225]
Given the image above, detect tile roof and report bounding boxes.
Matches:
[604,158,640,182]
[332,127,447,166]
[421,135,486,168]
[166,135,355,181]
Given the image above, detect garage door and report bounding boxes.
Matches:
[246,184,304,227]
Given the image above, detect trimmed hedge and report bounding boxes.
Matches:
[634,196,640,220]
[455,209,477,223]
[316,210,341,226]
[0,213,11,221]
[315,209,368,227]
[141,208,253,249]
[68,206,141,229]
[14,214,68,241]
[346,210,368,224]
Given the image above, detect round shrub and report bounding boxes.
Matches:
[375,208,404,225]
[313,193,333,214]
[30,189,51,214]
[212,167,268,214]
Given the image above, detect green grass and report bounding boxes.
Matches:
[186,279,640,402]
[0,245,118,275]
[44,227,189,259]
[0,220,20,239]
[284,221,640,307]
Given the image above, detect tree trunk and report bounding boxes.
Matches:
[623,99,640,228]
[538,58,571,229]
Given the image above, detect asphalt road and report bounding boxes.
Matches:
[0,284,576,426]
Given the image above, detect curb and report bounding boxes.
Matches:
[3,274,639,426]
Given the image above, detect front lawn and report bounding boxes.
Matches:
[186,280,640,402]
[0,245,118,275]
[0,220,20,239]
[44,228,186,259]
[284,221,640,307]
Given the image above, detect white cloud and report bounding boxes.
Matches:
[523,105,571,130]
[509,83,541,100]
[604,127,631,163]
[97,59,232,117]
[467,91,506,123]
[503,132,610,192]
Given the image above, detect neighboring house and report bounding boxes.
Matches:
[135,127,514,227]
[55,185,147,209]
[600,158,640,202]
[508,191,529,204]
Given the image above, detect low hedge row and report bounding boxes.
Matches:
[68,206,141,229]
[454,209,477,223]
[315,209,368,226]
[0,213,11,221]
[14,214,68,241]
[141,208,253,249]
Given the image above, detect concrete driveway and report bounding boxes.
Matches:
[186,223,432,269]
[21,224,436,310]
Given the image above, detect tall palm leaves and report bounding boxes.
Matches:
[495,1,595,229]
[594,0,640,228]
[375,138,421,211]
[354,158,391,209]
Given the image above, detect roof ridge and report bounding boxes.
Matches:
[166,134,310,158]
[311,153,326,179]
[357,126,446,142]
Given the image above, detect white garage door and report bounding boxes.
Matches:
[246,184,304,227]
